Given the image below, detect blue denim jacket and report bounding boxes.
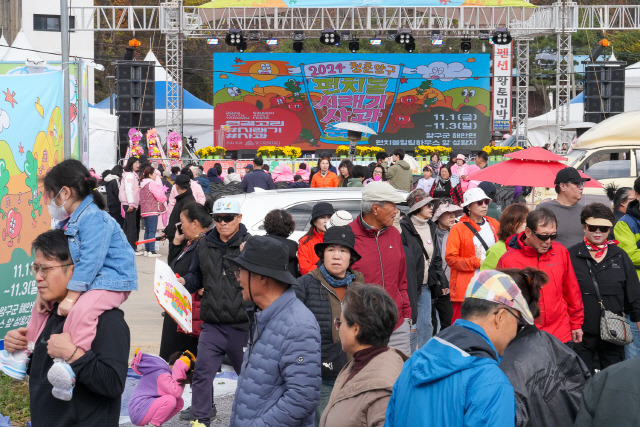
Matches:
[61,194,138,292]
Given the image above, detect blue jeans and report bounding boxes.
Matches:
[416,285,433,349]
[625,315,640,359]
[143,215,158,252]
[315,378,335,426]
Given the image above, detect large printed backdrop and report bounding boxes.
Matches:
[213,53,490,151]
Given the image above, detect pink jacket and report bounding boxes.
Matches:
[272,165,295,182]
[296,168,310,181]
[119,171,140,208]
[139,178,168,217]
[166,179,205,220]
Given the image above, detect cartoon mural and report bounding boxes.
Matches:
[213,53,491,151]
[0,71,63,338]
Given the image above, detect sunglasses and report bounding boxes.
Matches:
[587,224,611,233]
[496,307,527,330]
[214,214,237,223]
[532,231,558,241]
[474,199,491,206]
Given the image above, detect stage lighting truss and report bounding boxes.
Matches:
[320,29,340,45]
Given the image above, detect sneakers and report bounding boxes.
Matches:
[0,349,29,380]
[180,405,217,421]
[134,250,144,256]
[47,359,76,401]
[145,251,161,257]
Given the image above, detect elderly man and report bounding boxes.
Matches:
[537,167,591,249]
[349,181,412,355]
[178,198,251,426]
[241,157,276,193]
[2,229,129,427]
[386,270,532,427]
[228,236,321,426]
[497,208,584,345]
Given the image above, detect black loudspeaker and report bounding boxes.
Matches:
[237,149,257,159]
[115,61,155,158]
[582,61,626,124]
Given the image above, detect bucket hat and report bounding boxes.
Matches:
[314,226,361,263]
[225,236,297,286]
[310,202,335,223]
[455,154,466,162]
[326,210,353,229]
[361,181,405,204]
[432,202,463,222]
[406,189,433,215]
[462,187,491,207]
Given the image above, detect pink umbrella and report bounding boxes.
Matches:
[504,146,568,162]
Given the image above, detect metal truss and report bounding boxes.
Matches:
[161,1,184,137]
[515,38,531,144]
[554,2,575,150]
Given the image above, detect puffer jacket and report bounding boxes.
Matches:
[231,288,321,427]
[183,224,252,326]
[568,242,640,336]
[614,199,640,281]
[139,178,167,217]
[349,216,411,330]
[384,160,413,192]
[119,170,140,208]
[320,347,407,427]
[311,171,339,188]
[385,319,516,427]
[103,174,121,215]
[294,268,365,379]
[298,229,324,276]
[445,215,499,302]
[497,231,584,343]
[499,325,591,427]
[170,235,206,337]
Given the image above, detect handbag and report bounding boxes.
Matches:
[586,258,633,346]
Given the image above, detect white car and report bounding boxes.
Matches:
[220,187,409,242]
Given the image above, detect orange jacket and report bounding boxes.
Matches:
[445,215,499,302]
[311,171,339,188]
[298,229,325,275]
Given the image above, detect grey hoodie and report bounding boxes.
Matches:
[385,159,413,192]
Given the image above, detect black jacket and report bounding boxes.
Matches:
[568,243,640,335]
[184,224,251,327]
[240,169,275,193]
[29,307,130,427]
[399,216,448,294]
[294,268,364,379]
[103,175,120,215]
[500,325,590,427]
[266,234,300,277]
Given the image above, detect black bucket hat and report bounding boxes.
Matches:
[314,226,361,264]
[310,202,335,224]
[225,236,297,286]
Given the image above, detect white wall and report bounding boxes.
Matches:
[21,0,95,102]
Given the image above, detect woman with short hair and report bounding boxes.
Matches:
[264,209,299,277]
[338,159,355,187]
[319,284,407,427]
[429,165,463,206]
[311,157,339,188]
[298,202,335,275]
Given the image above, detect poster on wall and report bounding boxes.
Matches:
[213,53,491,151]
[0,71,64,340]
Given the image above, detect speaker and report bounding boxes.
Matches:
[582,61,626,124]
[115,61,155,153]
[237,149,257,159]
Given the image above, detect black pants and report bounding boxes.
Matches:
[574,331,625,373]
[159,313,199,361]
[123,206,138,250]
[431,291,453,334]
[108,210,124,229]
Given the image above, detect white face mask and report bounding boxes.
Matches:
[48,188,71,221]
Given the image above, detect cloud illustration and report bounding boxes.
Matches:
[0,109,9,133]
[405,62,473,82]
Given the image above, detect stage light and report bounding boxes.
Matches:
[431,30,443,46]
[386,30,398,41]
[293,41,304,52]
[349,39,360,53]
[478,30,491,40]
[340,31,352,41]
[369,38,382,46]
[225,29,244,46]
[320,29,340,45]
[236,41,247,52]
[492,28,512,45]
[266,39,278,45]
[460,38,472,53]
[293,31,305,41]
[248,31,260,41]
[405,41,416,53]
[395,30,414,45]
[206,38,219,45]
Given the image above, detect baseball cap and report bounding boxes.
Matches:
[361,181,405,204]
[465,270,534,325]
[244,164,253,171]
[462,187,491,207]
[213,198,241,214]
[174,174,190,188]
[326,210,353,229]
[554,167,590,185]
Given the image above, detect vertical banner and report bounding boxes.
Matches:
[0,71,64,340]
[492,43,513,133]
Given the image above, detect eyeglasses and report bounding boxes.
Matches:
[333,317,342,330]
[587,224,611,233]
[30,263,74,278]
[495,307,526,329]
[568,181,586,189]
[532,231,558,241]
[474,199,491,206]
[233,269,243,280]
[214,214,237,223]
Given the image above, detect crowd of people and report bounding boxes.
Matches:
[4,150,640,427]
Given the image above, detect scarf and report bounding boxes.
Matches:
[435,178,449,192]
[584,237,618,258]
[318,263,355,288]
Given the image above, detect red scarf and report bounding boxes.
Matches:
[584,237,618,258]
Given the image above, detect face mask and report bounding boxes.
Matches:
[48,188,71,221]
[374,175,382,181]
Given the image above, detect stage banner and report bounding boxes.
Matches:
[0,71,64,340]
[492,43,513,133]
[213,53,491,151]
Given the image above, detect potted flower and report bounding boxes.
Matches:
[213,146,227,159]
[273,146,285,158]
[257,146,274,158]
[369,146,384,161]
[288,146,302,160]
[335,145,349,158]
[356,146,370,161]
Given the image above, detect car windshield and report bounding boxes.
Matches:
[565,149,586,167]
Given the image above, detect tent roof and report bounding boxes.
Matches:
[2,29,43,62]
[143,50,167,82]
[94,81,212,110]
[0,35,8,60]
[575,110,640,149]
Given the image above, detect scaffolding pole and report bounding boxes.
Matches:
[162,1,184,136]
[554,0,575,151]
[515,38,531,144]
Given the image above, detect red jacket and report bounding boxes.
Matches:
[298,229,324,275]
[497,231,584,343]
[349,216,411,330]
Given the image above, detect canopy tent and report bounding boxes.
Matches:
[88,107,119,174]
[95,50,214,148]
[2,29,44,63]
[0,35,9,60]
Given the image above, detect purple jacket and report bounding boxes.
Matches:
[128,352,188,425]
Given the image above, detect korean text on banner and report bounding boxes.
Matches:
[153,259,193,333]
[492,43,513,133]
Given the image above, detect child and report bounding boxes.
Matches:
[129,349,196,426]
[0,159,138,401]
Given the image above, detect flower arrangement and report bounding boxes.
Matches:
[415,145,452,157]
[482,146,523,156]
[356,146,371,157]
[128,128,143,157]
[257,145,302,158]
[369,146,385,155]
[213,146,227,156]
[167,131,182,159]
[146,128,162,158]
[335,145,350,156]
[282,146,302,158]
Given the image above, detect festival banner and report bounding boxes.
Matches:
[153,259,193,333]
[213,53,491,151]
[0,71,64,340]
[492,43,513,133]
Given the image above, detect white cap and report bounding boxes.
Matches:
[462,187,491,207]
[213,198,241,214]
[326,210,353,229]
